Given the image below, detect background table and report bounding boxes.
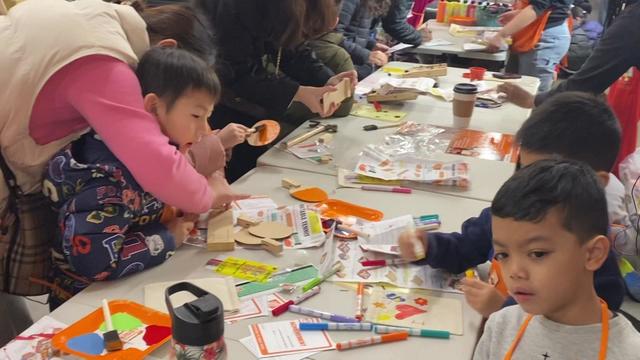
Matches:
[406,20,507,62]
[48,166,490,360]
[259,63,539,201]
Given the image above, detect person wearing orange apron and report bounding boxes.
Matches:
[472,160,640,360]
[487,0,572,92]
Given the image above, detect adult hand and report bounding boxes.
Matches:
[208,173,250,209]
[327,70,358,91]
[420,26,433,43]
[398,229,428,261]
[498,9,520,25]
[368,50,389,66]
[293,85,340,117]
[218,123,251,149]
[486,32,508,53]
[373,42,390,53]
[462,278,507,318]
[497,83,535,108]
[167,216,195,248]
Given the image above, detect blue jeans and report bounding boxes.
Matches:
[506,22,571,93]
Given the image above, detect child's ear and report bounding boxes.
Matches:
[595,171,610,187]
[157,38,178,48]
[584,235,610,271]
[143,93,160,115]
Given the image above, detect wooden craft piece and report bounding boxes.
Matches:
[401,63,447,78]
[237,215,261,228]
[282,178,329,203]
[260,238,283,255]
[366,91,419,103]
[247,119,281,146]
[322,78,352,114]
[234,228,263,245]
[249,222,293,240]
[207,210,235,251]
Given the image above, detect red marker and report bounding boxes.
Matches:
[360,259,408,267]
[271,286,321,316]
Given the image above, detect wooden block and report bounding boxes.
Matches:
[401,63,447,78]
[261,238,283,255]
[281,178,300,189]
[237,215,261,228]
[323,78,352,113]
[207,210,235,251]
[366,91,419,103]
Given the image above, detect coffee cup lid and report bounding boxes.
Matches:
[454,83,478,94]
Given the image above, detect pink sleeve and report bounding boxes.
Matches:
[65,57,214,213]
[187,133,226,178]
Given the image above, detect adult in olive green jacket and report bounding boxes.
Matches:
[285,31,356,125]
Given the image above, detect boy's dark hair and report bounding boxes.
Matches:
[136,47,221,109]
[492,159,608,243]
[516,92,620,172]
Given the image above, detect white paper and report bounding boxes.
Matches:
[358,215,414,255]
[248,318,334,358]
[232,197,279,211]
[388,42,414,53]
[240,336,318,360]
[144,277,241,313]
[419,39,454,48]
[0,316,66,360]
[225,296,269,324]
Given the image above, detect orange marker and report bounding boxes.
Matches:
[336,332,408,351]
[355,282,365,320]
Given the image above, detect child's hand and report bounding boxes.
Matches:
[167,216,195,248]
[462,278,507,318]
[398,229,428,261]
[218,123,250,149]
[208,173,251,208]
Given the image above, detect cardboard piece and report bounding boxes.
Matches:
[322,78,352,114]
[366,91,419,103]
[247,119,281,146]
[249,222,293,240]
[207,210,235,251]
[282,178,329,203]
[235,229,264,245]
[401,63,447,78]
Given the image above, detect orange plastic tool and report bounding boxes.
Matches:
[318,199,383,221]
[281,178,329,203]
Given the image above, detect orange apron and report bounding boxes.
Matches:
[511,0,552,53]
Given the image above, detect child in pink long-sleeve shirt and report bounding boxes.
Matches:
[43,47,247,309]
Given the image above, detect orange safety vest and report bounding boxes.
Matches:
[511,0,552,53]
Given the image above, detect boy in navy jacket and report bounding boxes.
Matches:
[399,92,626,316]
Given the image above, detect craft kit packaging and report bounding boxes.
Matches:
[166,282,226,359]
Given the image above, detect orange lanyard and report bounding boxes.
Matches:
[503,300,609,360]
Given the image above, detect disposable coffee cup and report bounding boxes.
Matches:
[453,83,478,128]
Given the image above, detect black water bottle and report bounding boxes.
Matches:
[166,282,226,360]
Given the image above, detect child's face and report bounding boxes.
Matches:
[156,89,214,151]
[491,209,597,320]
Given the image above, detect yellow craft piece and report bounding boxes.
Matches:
[215,257,277,283]
[377,313,393,321]
[351,104,407,122]
[381,66,406,75]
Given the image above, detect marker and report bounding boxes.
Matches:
[302,263,344,292]
[271,286,321,316]
[289,305,360,323]
[361,185,412,194]
[360,259,408,267]
[374,325,450,339]
[355,282,365,320]
[300,322,373,331]
[416,214,439,221]
[336,332,408,350]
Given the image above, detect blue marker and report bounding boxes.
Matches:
[374,325,450,339]
[289,305,360,323]
[300,322,373,331]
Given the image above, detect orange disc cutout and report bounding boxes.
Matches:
[289,186,329,203]
[247,120,281,146]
